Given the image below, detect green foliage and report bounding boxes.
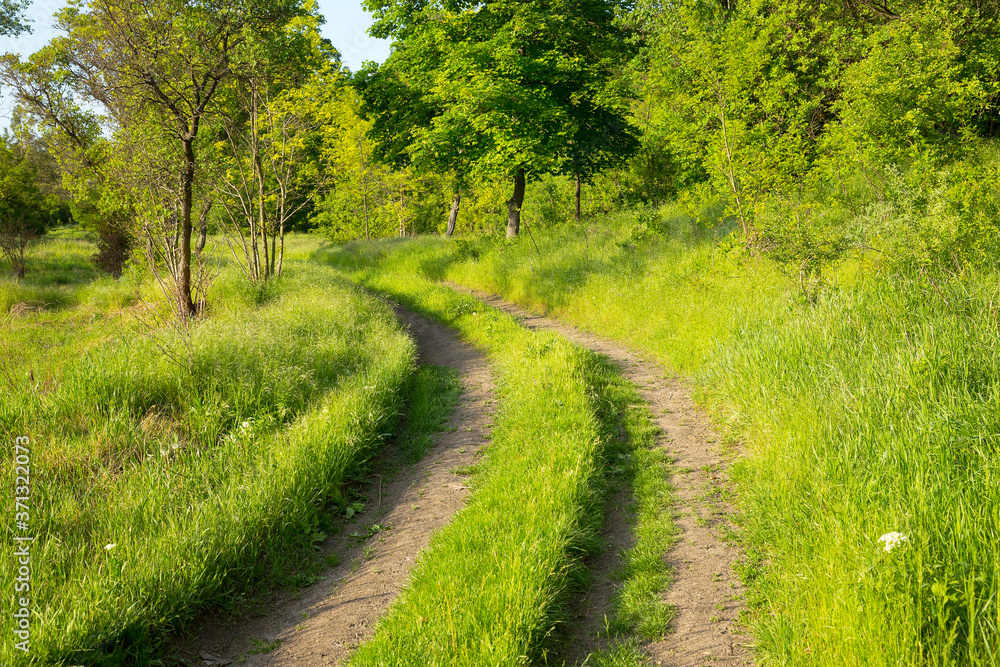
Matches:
[357,0,637,234]
[756,196,855,301]
[0,0,28,36]
[837,1,1000,163]
[844,144,1000,274]
[624,0,1000,276]
[362,0,636,178]
[308,85,450,241]
[0,137,53,278]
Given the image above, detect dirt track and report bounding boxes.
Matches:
[179,288,755,667]
[465,289,755,667]
[177,307,494,666]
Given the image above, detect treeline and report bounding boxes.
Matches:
[354,0,1000,289]
[3,0,1000,314]
[624,0,1000,292]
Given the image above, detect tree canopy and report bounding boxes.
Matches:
[0,0,28,36]
[357,0,637,237]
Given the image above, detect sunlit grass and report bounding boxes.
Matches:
[327,206,1000,665]
[0,256,415,665]
[316,242,679,665]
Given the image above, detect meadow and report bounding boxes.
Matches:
[5,208,998,666]
[0,234,417,665]
[2,230,678,666]
[324,205,1000,666]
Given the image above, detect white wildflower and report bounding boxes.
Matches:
[242,421,250,429]
[878,532,908,553]
[105,543,116,550]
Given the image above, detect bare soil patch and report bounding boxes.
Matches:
[563,486,635,664]
[175,306,494,667]
[464,289,755,667]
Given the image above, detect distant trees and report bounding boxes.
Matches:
[358,0,637,238]
[0,137,52,278]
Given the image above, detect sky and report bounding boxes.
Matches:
[0,0,392,129]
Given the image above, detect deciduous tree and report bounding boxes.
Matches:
[0,137,49,278]
[358,0,636,238]
[2,0,309,316]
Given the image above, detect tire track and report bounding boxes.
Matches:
[177,306,494,667]
[462,288,755,667]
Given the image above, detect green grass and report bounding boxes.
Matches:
[395,366,462,464]
[317,246,604,664]
[316,242,679,665]
[321,204,1000,666]
[0,255,417,665]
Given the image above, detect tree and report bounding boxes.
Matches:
[0,0,28,36]
[310,85,438,242]
[358,0,636,238]
[212,14,337,282]
[0,138,49,278]
[2,0,309,317]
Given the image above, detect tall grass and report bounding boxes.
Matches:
[331,208,1000,665]
[318,244,660,665]
[0,263,415,665]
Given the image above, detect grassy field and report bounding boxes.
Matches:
[324,208,1000,666]
[316,243,677,665]
[0,235,418,665]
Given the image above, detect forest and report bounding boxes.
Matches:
[1,0,999,665]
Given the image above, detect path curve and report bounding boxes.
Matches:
[463,288,755,667]
[177,306,494,667]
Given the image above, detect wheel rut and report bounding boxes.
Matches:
[462,288,755,667]
[176,306,494,667]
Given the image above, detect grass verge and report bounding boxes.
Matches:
[0,263,415,666]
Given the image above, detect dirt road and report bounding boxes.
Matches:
[466,289,755,667]
[178,307,494,666]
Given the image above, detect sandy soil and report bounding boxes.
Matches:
[175,306,495,667]
[465,289,755,667]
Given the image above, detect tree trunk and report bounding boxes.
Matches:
[399,186,405,237]
[12,246,26,279]
[574,174,582,222]
[179,136,197,316]
[196,201,211,255]
[446,191,461,237]
[506,169,526,239]
[254,152,270,280]
[276,221,285,277]
[363,188,370,241]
